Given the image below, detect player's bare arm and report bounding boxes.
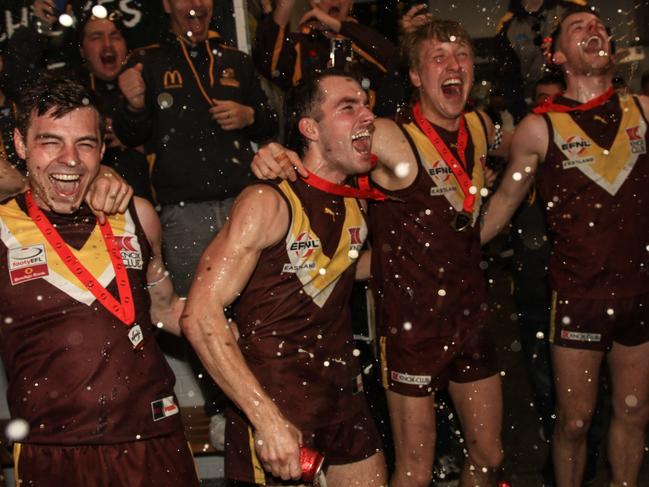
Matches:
[0,155,26,201]
[369,118,417,191]
[181,185,303,481]
[480,113,548,244]
[134,197,184,336]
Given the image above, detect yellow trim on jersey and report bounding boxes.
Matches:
[0,200,136,305]
[548,95,646,195]
[278,181,367,308]
[379,336,389,390]
[13,442,22,482]
[549,291,558,344]
[402,111,487,224]
[248,427,266,484]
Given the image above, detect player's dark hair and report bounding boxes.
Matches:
[284,67,361,157]
[15,72,104,140]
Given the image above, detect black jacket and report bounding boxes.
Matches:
[114,31,278,205]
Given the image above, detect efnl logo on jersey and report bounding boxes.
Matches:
[113,236,143,270]
[289,232,321,258]
[8,244,49,285]
[561,136,594,169]
[151,395,179,422]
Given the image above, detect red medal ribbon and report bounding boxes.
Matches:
[25,191,135,326]
[301,156,386,200]
[412,102,475,215]
[533,87,615,114]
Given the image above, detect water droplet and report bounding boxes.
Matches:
[403,321,412,331]
[5,418,29,442]
[437,289,446,297]
[625,395,638,407]
[59,13,74,27]
[92,5,108,18]
[512,172,522,181]
[394,162,410,178]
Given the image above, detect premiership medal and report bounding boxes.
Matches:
[450,211,472,232]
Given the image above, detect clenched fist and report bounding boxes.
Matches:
[119,63,146,111]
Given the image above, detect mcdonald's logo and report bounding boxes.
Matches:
[163,70,183,89]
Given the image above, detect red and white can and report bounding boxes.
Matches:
[300,446,324,482]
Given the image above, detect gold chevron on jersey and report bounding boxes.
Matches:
[549,95,646,196]
[403,111,487,224]
[279,181,367,308]
[0,199,137,305]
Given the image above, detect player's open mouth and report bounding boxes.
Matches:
[581,35,604,55]
[49,173,81,197]
[441,78,463,97]
[328,7,341,18]
[351,129,372,154]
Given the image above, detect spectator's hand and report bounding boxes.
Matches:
[210,100,254,130]
[400,4,432,33]
[86,166,133,224]
[33,0,57,25]
[251,143,307,182]
[299,7,342,34]
[119,63,146,111]
[104,117,127,151]
[254,416,302,481]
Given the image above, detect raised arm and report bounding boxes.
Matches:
[134,197,184,336]
[480,113,548,244]
[181,185,303,482]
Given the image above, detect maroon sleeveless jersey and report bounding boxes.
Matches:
[233,179,368,429]
[369,111,490,338]
[537,94,649,298]
[0,195,183,445]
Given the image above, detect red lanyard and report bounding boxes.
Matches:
[533,87,615,114]
[412,102,475,215]
[25,191,135,326]
[301,155,386,200]
[302,170,386,200]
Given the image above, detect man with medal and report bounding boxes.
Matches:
[181,69,387,486]
[0,74,199,486]
[481,7,649,487]
[252,17,510,487]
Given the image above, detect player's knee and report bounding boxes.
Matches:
[612,395,649,428]
[468,446,504,471]
[557,411,592,441]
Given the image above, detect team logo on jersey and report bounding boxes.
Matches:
[113,235,143,269]
[220,68,240,88]
[626,126,647,154]
[7,244,49,285]
[561,135,595,169]
[163,70,183,89]
[151,395,179,422]
[289,232,320,258]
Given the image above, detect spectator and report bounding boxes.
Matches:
[115,0,278,449]
[253,0,399,113]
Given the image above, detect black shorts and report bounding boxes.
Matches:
[224,395,383,485]
[550,291,649,351]
[14,431,199,486]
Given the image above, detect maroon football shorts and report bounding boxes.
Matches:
[550,291,649,351]
[14,430,199,486]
